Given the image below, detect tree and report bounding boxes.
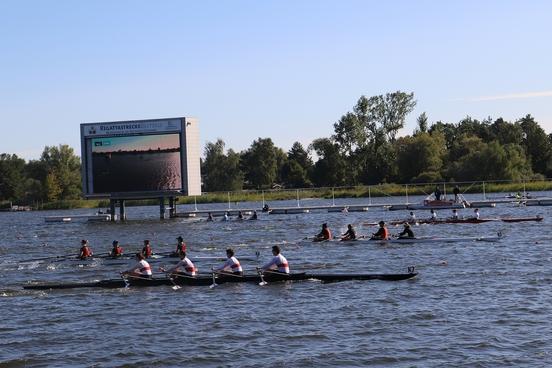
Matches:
[309,138,346,187]
[39,145,81,200]
[0,154,25,201]
[281,142,312,188]
[365,91,417,141]
[518,114,552,175]
[395,132,445,183]
[241,138,279,189]
[202,139,244,191]
[414,112,428,135]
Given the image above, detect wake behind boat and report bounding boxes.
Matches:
[23,269,418,290]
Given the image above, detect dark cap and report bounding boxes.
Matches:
[81,239,88,244]
[379,221,385,225]
[112,240,119,245]
[176,236,184,241]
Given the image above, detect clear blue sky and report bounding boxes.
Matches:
[1,0,551,160]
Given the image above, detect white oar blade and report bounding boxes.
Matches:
[172,285,181,290]
[259,281,267,286]
[209,283,218,289]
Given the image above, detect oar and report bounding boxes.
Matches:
[256,267,267,286]
[120,273,130,288]
[209,267,218,289]
[165,274,181,290]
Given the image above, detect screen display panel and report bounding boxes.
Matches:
[90,133,182,193]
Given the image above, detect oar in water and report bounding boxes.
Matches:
[209,267,218,289]
[256,267,267,286]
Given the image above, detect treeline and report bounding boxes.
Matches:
[203,91,552,191]
[1,91,551,204]
[0,145,81,205]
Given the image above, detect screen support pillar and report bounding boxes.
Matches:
[109,200,116,222]
[160,197,166,220]
[169,197,176,218]
[119,200,126,221]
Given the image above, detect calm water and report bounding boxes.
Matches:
[1,194,551,367]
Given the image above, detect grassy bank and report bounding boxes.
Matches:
[23,180,552,210]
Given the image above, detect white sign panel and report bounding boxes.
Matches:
[83,119,182,137]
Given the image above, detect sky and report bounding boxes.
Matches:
[0,0,551,160]
[91,134,180,153]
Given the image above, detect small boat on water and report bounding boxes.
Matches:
[304,234,503,245]
[364,216,543,226]
[23,270,418,290]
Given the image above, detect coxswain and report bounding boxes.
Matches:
[109,240,123,257]
[238,211,244,220]
[473,208,480,220]
[122,253,152,278]
[429,209,437,221]
[141,240,153,258]
[161,251,196,276]
[174,236,187,255]
[341,224,357,241]
[451,209,459,220]
[398,223,415,239]
[207,212,214,221]
[79,239,93,259]
[215,248,243,275]
[261,245,289,274]
[313,223,332,242]
[371,221,389,240]
[250,210,258,220]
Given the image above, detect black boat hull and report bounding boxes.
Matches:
[23,272,418,290]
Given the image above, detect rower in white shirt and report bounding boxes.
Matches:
[215,248,243,275]
[261,245,289,274]
[122,253,153,278]
[161,251,197,277]
[473,208,480,220]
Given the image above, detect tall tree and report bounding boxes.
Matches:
[0,154,26,201]
[39,145,81,200]
[365,91,417,141]
[241,138,279,189]
[309,138,346,187]
[202,139,244,191]
[281,142,312,188]
[518,114,552,175]
[395,132,445,183]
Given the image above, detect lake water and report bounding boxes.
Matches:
[1,194,551,367]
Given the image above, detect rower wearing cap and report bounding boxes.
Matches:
[78,239,93,259]
[341,224,357,241]
[371,221,389,240]
[261,245,289,274]
[429,209,437,221]
[207,212,214,221]
[161,251,196,276]
[314,223,332,242]
[109,240,123,257]
[141,240,153,258]
[398,223,415,239]
[122,253,152,278]
[174,236,187,256]
[250,210,258,220]
[408,211,416,222]
[215,248,243,275]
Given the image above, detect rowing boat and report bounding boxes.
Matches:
[364,216,543,226]
[22,271,418,290]
[500,216,543,223]
[305,234,503,245]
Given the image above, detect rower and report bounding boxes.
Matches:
[313,223,332,242]
[261,245,289,274]
[174,236,187,255]
[207,212,214,221]
[473,208,480,220]
[238,211,244,220]
[141,240,153,258]
[371,221,389,240]
[223,212,230,221]
[122,253,152,278]
[161,251,196,276]
[215,248,243,276]
[408,211,416,222]
[78,239,93,259]
[397,223,415,239]
[250,210,258,220]
[429,209,437,221]
[451,209,459,220]
[109,240,123,257]
[341,224,357,241]
[262,204,270,212]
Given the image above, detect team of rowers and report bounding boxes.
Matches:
[206,210,258,221]
[313,221,407,242]
[78,237,288,280]
[312,208,482,242]
[120,245,288,279]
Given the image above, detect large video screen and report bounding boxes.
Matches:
[90,133,182,193]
